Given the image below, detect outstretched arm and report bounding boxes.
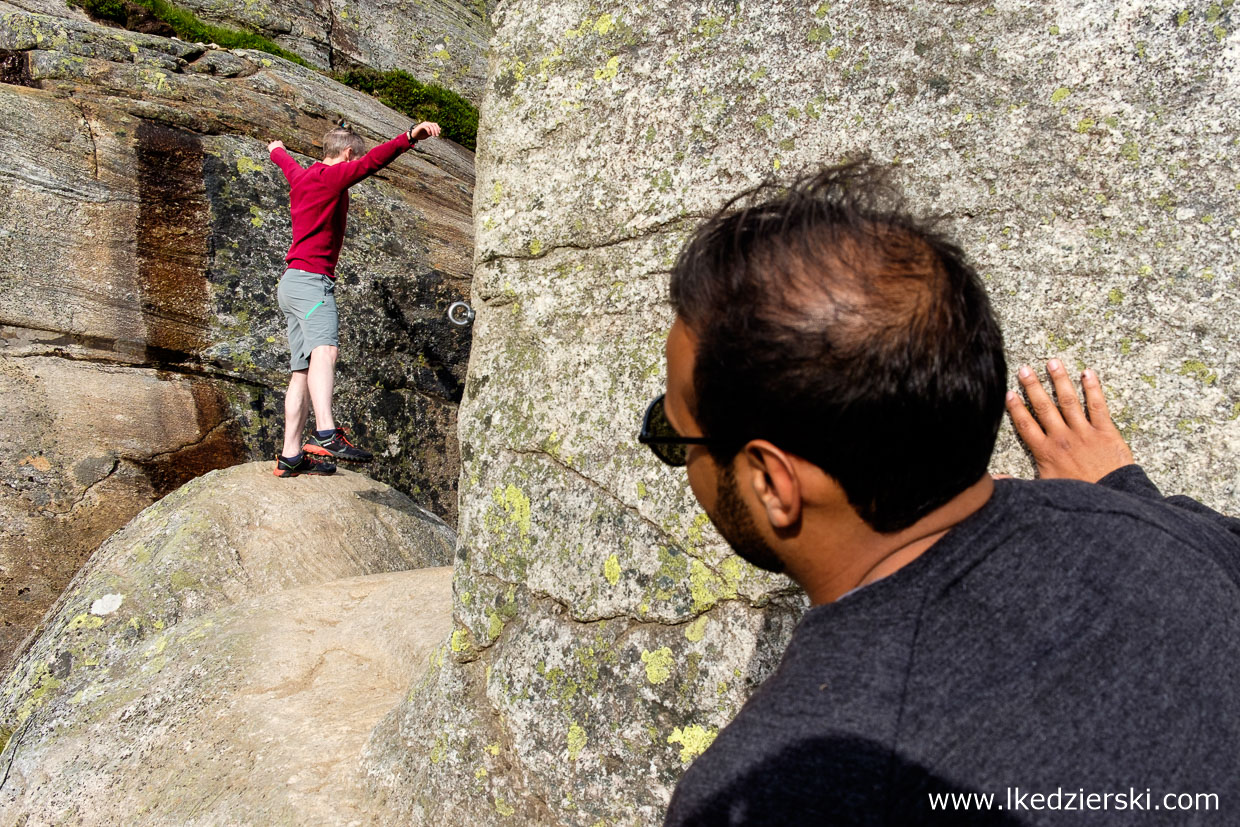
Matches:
[268,139,302,184]
[1006,359,1240,533]
[323,122,441,191]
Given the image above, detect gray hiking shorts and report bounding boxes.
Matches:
[277,268,338,371]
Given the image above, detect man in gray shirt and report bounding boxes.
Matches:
[641,163,1240,824]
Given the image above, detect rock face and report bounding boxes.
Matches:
[3,0,492,103]
[0,6,474,663]
[0,462,454,824]
[362,0,1240,824]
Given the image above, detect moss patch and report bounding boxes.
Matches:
[332,68,479,150]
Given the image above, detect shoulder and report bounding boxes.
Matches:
[1009,477,1240,563]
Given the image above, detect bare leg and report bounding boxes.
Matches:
[281,369,310,457]
[307,344,338,433]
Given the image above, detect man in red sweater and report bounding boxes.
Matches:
[266,120,441,477]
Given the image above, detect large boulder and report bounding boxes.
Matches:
[0,6,473,663]
[0,462,454,824]
[362,0,1240,824]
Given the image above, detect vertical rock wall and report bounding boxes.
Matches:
[364,0,1240,824]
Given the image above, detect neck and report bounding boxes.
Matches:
[794,474,995,605]
[322,155,346,166]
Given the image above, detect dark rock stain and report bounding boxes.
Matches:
[0,50,35,88]
[135,121,211,356]
[133,378,248,497]
[132,123,248,496]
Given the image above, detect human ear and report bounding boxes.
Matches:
[740,440,802,529]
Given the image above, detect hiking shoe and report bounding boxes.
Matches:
[273,453,337,477]
[302,427,373,462]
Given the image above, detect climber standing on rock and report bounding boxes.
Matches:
[266,119,441,478]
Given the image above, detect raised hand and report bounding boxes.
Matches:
[1005,359,1135,482]
[408,122,441,142]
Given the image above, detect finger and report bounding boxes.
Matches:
[1046,358,1087,429]
[1017,365,1065,432]
[1006,388,1047,449]
[1080,369,1117,429]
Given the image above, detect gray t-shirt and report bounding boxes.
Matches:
[665,467,1240,825]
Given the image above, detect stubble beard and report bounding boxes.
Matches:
[711,463,786,574]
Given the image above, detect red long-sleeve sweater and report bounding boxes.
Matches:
[269,133,414,278]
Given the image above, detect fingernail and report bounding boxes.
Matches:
[1082,369,1097,384]
[1018,365,1032,379]
[1006,390,1019,402]
[1047,359,1061,372]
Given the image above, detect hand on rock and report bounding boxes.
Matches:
[1005,359,1135,482]
[267,139,285,153]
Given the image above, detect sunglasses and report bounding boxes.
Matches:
[638,394,721,467]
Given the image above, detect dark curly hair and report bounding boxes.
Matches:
[670,161,1007,533]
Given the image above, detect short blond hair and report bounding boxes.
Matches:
[323,126,365,160]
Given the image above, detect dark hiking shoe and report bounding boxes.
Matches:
[273,453,336,477]
[302,427,373,462]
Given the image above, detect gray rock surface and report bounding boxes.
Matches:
[0,6,473,663]
[10,0,492,103]
[0,461,454,824]
[363,0,1240,824]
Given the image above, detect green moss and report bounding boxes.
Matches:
[16,662,63,723]
[169,570,201,591]
[66,612,105,631]
[567,723,587,760]
[694,16,725,38]
[807,25,832,43]
[688,557,740,612]
[1047,331,1074,352]
[1179,360,1218,385]
[685,512,712,547]
[235,156,264,175]
[332,67,478,150]
[493,484,532,536]
[604,554,621,585]
[593,56,620,81]
[685,615,709,642]
[667,724,717,763]
[1050,86,1071,103]
[641,647,674,684]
